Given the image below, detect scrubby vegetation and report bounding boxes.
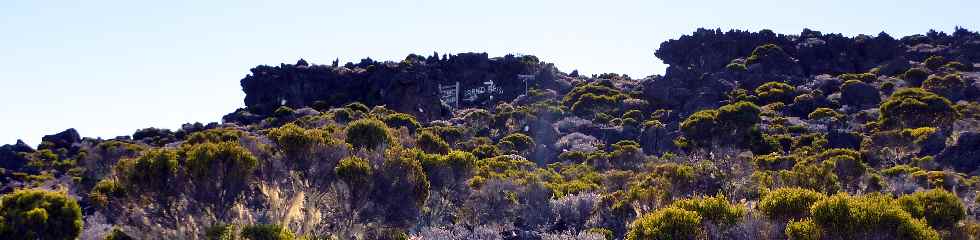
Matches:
[4,28,980,239]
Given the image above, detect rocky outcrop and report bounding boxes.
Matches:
[937,131,980,173]
[239,53,561,121]
[39,128,81,153]
[0,140,34,171]
[643,28,980,118]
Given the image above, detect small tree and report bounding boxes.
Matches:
[0,189,83,240]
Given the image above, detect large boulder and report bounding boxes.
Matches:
[0,140,34,170]
[839,80,880,108]
[39,128,81,150]
[937,131,980,173]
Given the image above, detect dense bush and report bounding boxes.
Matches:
[716,101,762,129]
[746,44,789,65]
[335,156,373,201]
[417,131,450,154]
[810,194,939,240]
[500,133,535,153]
[758,187,826,219]
[784,218,820,240]
[879,88,957,130]
[669,195,745,226]
[267,123,333,155]
[839,72,877,82]
[923,55,947,70]
[185,128,245,145]
[897,189,965,229]
[681,101,761,146]
[90,178,125,207]
[680,109,720,141]
[755,81,796,104]
[903,68,930,86]
[807,107,842,121]
[345,119,392,150]
[922,73,965,100]
[184,142,259,202]
[0,189,83,240]
[119,148,179,192]
[626,207,702,240]
[371,148,431,227]
[384,113,421,133]
[345,102,370,113]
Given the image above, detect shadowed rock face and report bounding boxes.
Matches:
[644,27,980,117]
[240,53,559,121]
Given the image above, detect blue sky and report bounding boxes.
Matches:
[2,0,978,146]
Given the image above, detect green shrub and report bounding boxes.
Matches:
[670,195,745,226]
[746,44,788,65]
[753,153,796,170]
[185,128,245,145]
[384,113,421,133]
[810,194,939,240]
[90,179,125,207]
[922,73,965,100]
[121,148,179,192]
[345,119,392,150]
[471,144,500,159]
[785,218,820,240]
[808,107,842,121]
[626,207,702,240]
[726,62,748,72]
[879,88,957,130]
[335,156,372,190]
[184,142,259,202]
[897,189,965,229]
[680,109,720,140]
[0,189,82,240]
[755,81,796,104]
[417,131,450,154]
[924,56,946,70]
[345,102,370,113]
[904,68,930,86]
[273,106,295,118]
[758,187,826,219]
[571,93,621,118]
[373,148,431,227]
[500,133,534,152]
[717,101,762,129]
[267,123,333,154]
[839,72,877,82]
[241,224,294,240]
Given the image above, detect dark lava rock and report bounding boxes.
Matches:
[639,123,676,154]
[827,129,862,150]
[840,80,880,108]
[937,131,980,173]
[0,140,34,170]
[240,53,559,121]
[39,128,81,150]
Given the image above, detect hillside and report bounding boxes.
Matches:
[2,27,980,239]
